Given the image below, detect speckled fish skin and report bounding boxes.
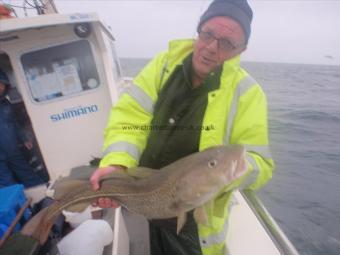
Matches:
[22,145,247,244]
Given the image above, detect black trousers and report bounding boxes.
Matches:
[149,213,203,255]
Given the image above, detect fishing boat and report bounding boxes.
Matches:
[0,6,299,255]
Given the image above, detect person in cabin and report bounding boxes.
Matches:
[0,69,44,188]
[90,0,274,254]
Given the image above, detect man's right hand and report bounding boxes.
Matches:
[90,165,125,209]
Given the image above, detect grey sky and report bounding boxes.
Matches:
[7,0,340,65]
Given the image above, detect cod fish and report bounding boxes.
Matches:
[21,145,247,245]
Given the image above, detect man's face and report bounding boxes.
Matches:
[192,16,246,80]
[0,82,6,96]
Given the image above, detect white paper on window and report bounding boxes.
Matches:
[28,71,61,100]
[55,64,83,96]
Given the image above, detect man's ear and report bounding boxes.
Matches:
[238,45,247,55]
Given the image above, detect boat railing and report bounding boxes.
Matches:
[241,190,300,255]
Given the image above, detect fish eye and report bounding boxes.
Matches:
[208,159,218,168]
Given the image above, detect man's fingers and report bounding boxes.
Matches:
[90,166,124,209]
[24,142,33,150]
[104,198,112,208]
[90,166,118,191]
[98,198,106,208]
[90,169,102,191]
[95,198,118,208]
[90,170,101,191]
[111,200,119,208]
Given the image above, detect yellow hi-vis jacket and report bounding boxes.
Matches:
[100,39,275,255]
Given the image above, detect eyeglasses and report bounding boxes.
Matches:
[198,30,242,51]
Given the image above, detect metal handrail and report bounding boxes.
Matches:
[241,190,300,255]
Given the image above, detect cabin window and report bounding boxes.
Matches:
[21,40,100,102]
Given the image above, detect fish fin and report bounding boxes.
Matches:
[64,202,89,213]
[193,206,209,226]
[100,167,158,181]
[69,165,97,180]
[126,167,159,179]
[101,170,134,180]
[52,178,88,200]
[176,211,187,235]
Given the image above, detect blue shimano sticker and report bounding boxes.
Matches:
[50,105,99,122]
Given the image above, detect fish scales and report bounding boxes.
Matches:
[21,145,248,245]
[45,168,180,222]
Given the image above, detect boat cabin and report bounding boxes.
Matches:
[0,13,122,183]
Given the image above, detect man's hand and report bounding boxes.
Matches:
[24,141,33,150]
[90,165,125,208]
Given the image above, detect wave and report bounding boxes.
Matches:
[277,109,340,123]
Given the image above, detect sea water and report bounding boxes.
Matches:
[120,59,340,255]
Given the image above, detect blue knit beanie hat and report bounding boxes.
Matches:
[197,0,253,44]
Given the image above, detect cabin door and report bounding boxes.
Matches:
[0,52,49,187]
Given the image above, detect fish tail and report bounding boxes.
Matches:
[21,203,58,245]
[37,215,56,245]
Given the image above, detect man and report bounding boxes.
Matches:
[0,69,43,188]
[91,0,274,254]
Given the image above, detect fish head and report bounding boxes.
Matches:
[175,145,247,207]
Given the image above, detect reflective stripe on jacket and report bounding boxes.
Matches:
[100,39,275,255]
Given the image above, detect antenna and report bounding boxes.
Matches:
[40,0,58,14]
[32,0,43,14]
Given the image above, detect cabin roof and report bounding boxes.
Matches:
[0,12,114,40]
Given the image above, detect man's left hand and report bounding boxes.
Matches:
[24,141,33,150]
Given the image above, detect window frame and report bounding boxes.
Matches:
[19,39,102,104]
